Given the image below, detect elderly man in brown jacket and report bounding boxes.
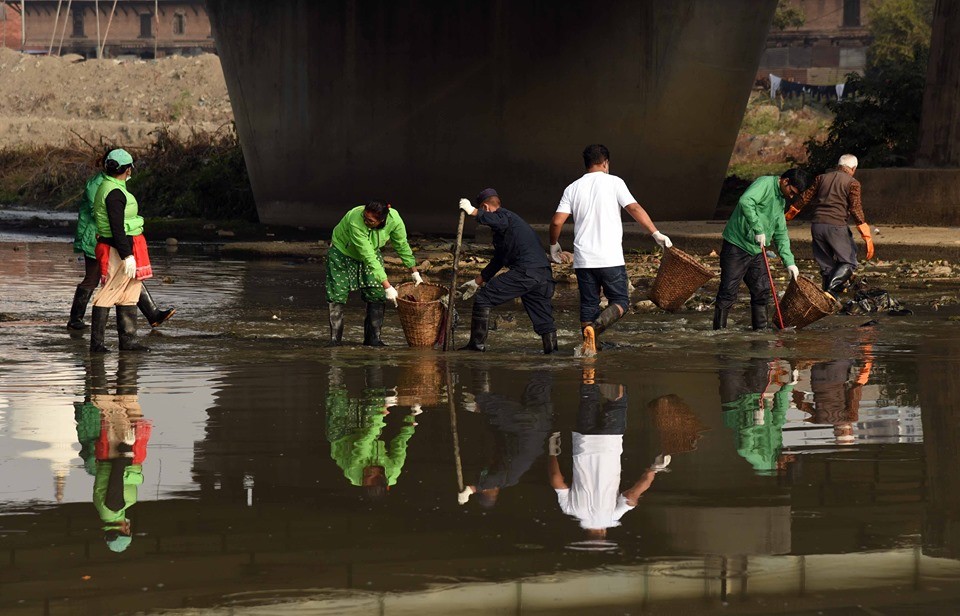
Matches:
[786,154,875,297]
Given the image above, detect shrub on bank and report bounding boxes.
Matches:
[0,126,256,221]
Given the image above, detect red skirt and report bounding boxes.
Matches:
[96,235,154,286]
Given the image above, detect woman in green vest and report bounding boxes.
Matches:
[326,201,421,346]
[67,153,174,331]
[90,149,155,352]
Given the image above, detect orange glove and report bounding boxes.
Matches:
[856,223,874,260]
[784,206,801,221]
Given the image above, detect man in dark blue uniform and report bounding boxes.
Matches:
[458,188,558,354]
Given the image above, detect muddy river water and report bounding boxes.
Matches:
[1,238,959,615]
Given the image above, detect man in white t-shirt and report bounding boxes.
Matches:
[547,371,671,538]
[549,144,672,356]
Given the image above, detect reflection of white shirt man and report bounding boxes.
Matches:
[547,383,670,538]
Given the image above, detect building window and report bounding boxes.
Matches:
[140,13,153,38]
[173,13,186,36]
[72,8,85,37]
[843,0,861,27]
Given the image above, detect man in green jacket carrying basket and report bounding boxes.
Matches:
[714,169,809,330]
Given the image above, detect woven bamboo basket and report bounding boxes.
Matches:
[779,275,841,329]
[395,282,448,347]
[396,359,446,406]
[648,394,708,455]
[649,246,715,312]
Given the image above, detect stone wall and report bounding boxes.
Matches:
[857,168,960,226]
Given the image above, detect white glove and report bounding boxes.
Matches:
[548,432,561,456]
[549,243,564,264]
[787,265,799,280]
[651,231,673,248]
[122,255,137,279]
[411,403,423,416]
[412,271,424,286]
[790,369,799,386]
[753,408,766,426]
[755,233,767,248]
[651,454,672,473]
[384,285,399,307]
[458,487,474,505]
[384,394,399,408]
[459,198,477,216]
[460,279,480,300]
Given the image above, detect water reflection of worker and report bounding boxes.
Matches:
[87,356,152,553]
[457,371,554,508]
[719,358,796,474]
[325,365,418,500]
[793,357,872,445]
[547,370,670,538]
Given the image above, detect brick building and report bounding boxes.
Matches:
[5,0,214,58]
[759,0,870,84]
[1,2,23,48]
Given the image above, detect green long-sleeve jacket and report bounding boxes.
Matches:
[330,206,416,283]
[722,176,795,267]
[326,386,416,487]
[722,383,794,474]
[73,172,106,258]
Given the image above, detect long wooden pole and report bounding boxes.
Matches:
[153,0,158,58]
[21,0,26,49]
[98,0,117,59]
[95,0,100,59]
[48,0,63,55]
[446,364,464,492]
[56,0,73,56]
[443,211,466,351]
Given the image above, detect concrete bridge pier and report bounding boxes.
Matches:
[206,0,777,233]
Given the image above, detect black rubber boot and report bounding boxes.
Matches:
[541,331,558,354]
[751,304,768,331]
[363,302,386,347]
[138,285,176,327]
[68,287,95,330]
[90,306,111,353]
[591,304,623,336]
[826,264,854,299]
[328,302,345,346]
[712,306,729,330]
[117,305,149,352]
[460,306,490,351]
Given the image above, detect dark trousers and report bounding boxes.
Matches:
[574,265,630,323]
[78,255,100,291]
[811,223,857,280]
[576,383,627,435]
[715,240,770,310]
[473,267,556,335]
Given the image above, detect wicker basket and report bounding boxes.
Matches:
[649,247,715,312]
[648,394,708,455]
[396,360,446,406]
[395,282,448,347]
[779,275,841,329]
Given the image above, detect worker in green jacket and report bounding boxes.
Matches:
[719,358,796,475]
[67,156,174,331]
[714,169,810,330]
[325,366,418,501]
[326,201,421,346]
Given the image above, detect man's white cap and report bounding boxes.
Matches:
[839,154,858,169]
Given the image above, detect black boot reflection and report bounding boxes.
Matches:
[457,371,554,508]
[88,355,152,553]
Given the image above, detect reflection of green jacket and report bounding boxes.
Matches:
[74,401,101,476]
[722,176,795,266]
[73,172,106,258]
[93,461,143,524]
[325,386,416,487]
[330,206,416,283]
[722,384,793,474]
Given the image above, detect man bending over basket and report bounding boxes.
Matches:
[326,201,422,347]
[714,168,809,331]
[458,189,558,354]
